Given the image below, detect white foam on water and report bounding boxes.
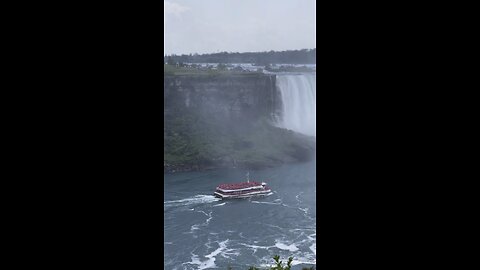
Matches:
[190,225,200,232]
[259,262,272,268]
[296,207,315,221]
[204,241,212,249]
[220,249,240,259]
[196,211,213,226]
[188,212,213,235]
[197,210,209,217]
[251,200,281,205]
[213,202,226,207]
[261,223,284,231]
[184,240,231,270]
[205,214,213,225]
[309,243,316,255]
[291,258,316,266]
[164,195,221,207]
[292,231,306,242]
[184,254,208,270]
[240,243,274,254]
[295,192,303,203]
[275,241,299,252]
[290,228,316,232]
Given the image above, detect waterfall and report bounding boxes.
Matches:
[276,74,316,136]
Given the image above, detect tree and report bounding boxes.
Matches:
[167,56,175,65]
[248,255,304,270]
[270,255,293,270]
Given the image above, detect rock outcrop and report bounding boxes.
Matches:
[164,73,315,173]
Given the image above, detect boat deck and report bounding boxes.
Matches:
[217,181,262,190]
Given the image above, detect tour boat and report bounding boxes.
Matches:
[214,173,271,199]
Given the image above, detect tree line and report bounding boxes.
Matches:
[165,49,316,65]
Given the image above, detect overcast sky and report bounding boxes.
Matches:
[164,0,315,55]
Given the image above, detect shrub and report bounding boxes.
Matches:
[244,255,315,270]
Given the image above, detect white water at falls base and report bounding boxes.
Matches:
[276,74,316,136]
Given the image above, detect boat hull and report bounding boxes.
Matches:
[214,180,271,199]
[214,190,272,199]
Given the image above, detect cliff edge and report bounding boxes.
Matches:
[164,72,315,173]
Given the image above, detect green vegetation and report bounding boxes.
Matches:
[164,111,315,171]
[164,63,315,77]
[164,49,316,65]
[163,70,316,172]
[246,255,315,270]
[164,64,262,76]
[265,65,315,73]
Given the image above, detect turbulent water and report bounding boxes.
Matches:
[276,74,316,137]
[164,160,316,270]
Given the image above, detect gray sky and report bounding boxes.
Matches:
[164,0,316,55]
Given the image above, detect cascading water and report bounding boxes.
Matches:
[276,74,316,136]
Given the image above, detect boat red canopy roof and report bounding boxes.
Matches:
[217,181,262,190]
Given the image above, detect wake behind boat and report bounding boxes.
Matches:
[214,173,271,199]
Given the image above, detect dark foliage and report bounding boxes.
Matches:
[243,255,315,270]
[165,49,316,65]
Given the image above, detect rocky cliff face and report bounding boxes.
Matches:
[164,73,315,173]
[164,74,277,125]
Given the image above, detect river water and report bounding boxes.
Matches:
[164,159,316,269]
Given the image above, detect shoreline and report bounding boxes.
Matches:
[164,158,315,174]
